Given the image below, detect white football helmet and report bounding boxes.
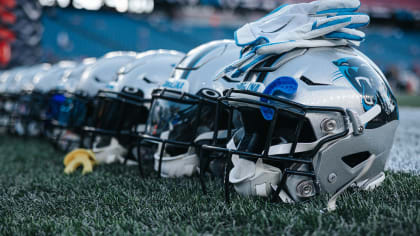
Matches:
[77,51,138,97]
[141,40,242,178]
[46,58,97,150]
[32,61,77,94]
[18,61,78,137]
[83,50,185,167]
[58,57,97,93]
[205,46,398,208]
[0,66,31,130]
[57,52,137,148]
[47,58,98,127]
[13,64,52,135]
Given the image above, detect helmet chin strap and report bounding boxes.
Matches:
[153,151,199,178]
[227,137,283,198]
[92,137,130,165]
[152,131,199,178]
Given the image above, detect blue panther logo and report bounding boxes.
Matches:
[333,57,395,114]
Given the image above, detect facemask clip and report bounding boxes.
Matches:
[347,108,364,136]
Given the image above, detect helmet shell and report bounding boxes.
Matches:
[232,46,399,196]
[113,50,185,99]
[146,40,243,178]
[77,52,137,96]
[33,61,77,93]
[60,58,97,93]
[9,63,51,94]
[0,66,27,94]
[168,39,242,94]
[259,47,397,118]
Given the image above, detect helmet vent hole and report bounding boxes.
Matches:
[342,151,371,168]
[143,77,153,84]
[299,76,329,86]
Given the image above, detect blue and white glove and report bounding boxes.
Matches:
[236,0,369,46]
[217,0,370,80]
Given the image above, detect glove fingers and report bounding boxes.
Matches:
[312,15,352,29]
[304,16,353,39]
[313,0,361,15]
[324,32,362,41]
[343,13,370,28]
[255,39,349,55]
[309,13,368,34]
[324,28,365,41]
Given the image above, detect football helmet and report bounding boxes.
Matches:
[0,66,26,129]
[84,50,184,167]
[47,58,97,128]
[77,51,138,97]
[17,61,76,137]
[46,58,97,150]
[203,46,399,207]
[65,52,138,147]
[8,63,51,136]
[141,40,242,178]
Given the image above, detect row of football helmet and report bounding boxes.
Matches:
[0,39,399,208]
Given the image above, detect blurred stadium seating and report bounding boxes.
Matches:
[0,0,43,68]
[2,0,420,94]
[41,8,420,66]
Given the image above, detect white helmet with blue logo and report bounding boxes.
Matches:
[45,58,98,149]
[17,61,77,136]
[142,39,242,178]
[71,52,137,147]
[209,46,398,208]
[85,50,185,147]
[81,50,184,165]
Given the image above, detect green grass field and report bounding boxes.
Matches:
[0,136,419,235]
[397,95,420,107]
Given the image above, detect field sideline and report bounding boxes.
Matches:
[0,135,419,235]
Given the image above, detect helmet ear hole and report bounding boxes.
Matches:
[122,86,144,97]
[342,151,371,168]
[199,89,220,99]
[123,86,137,94]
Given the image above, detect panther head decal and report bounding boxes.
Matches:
[333,57,396,115]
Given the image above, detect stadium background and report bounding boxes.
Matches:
[1,0,420,95]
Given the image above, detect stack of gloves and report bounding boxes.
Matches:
[217,0,370,80]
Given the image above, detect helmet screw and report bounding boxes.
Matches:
[296,180,316,198]
[328,173,337,183]
[321,119,337,133]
